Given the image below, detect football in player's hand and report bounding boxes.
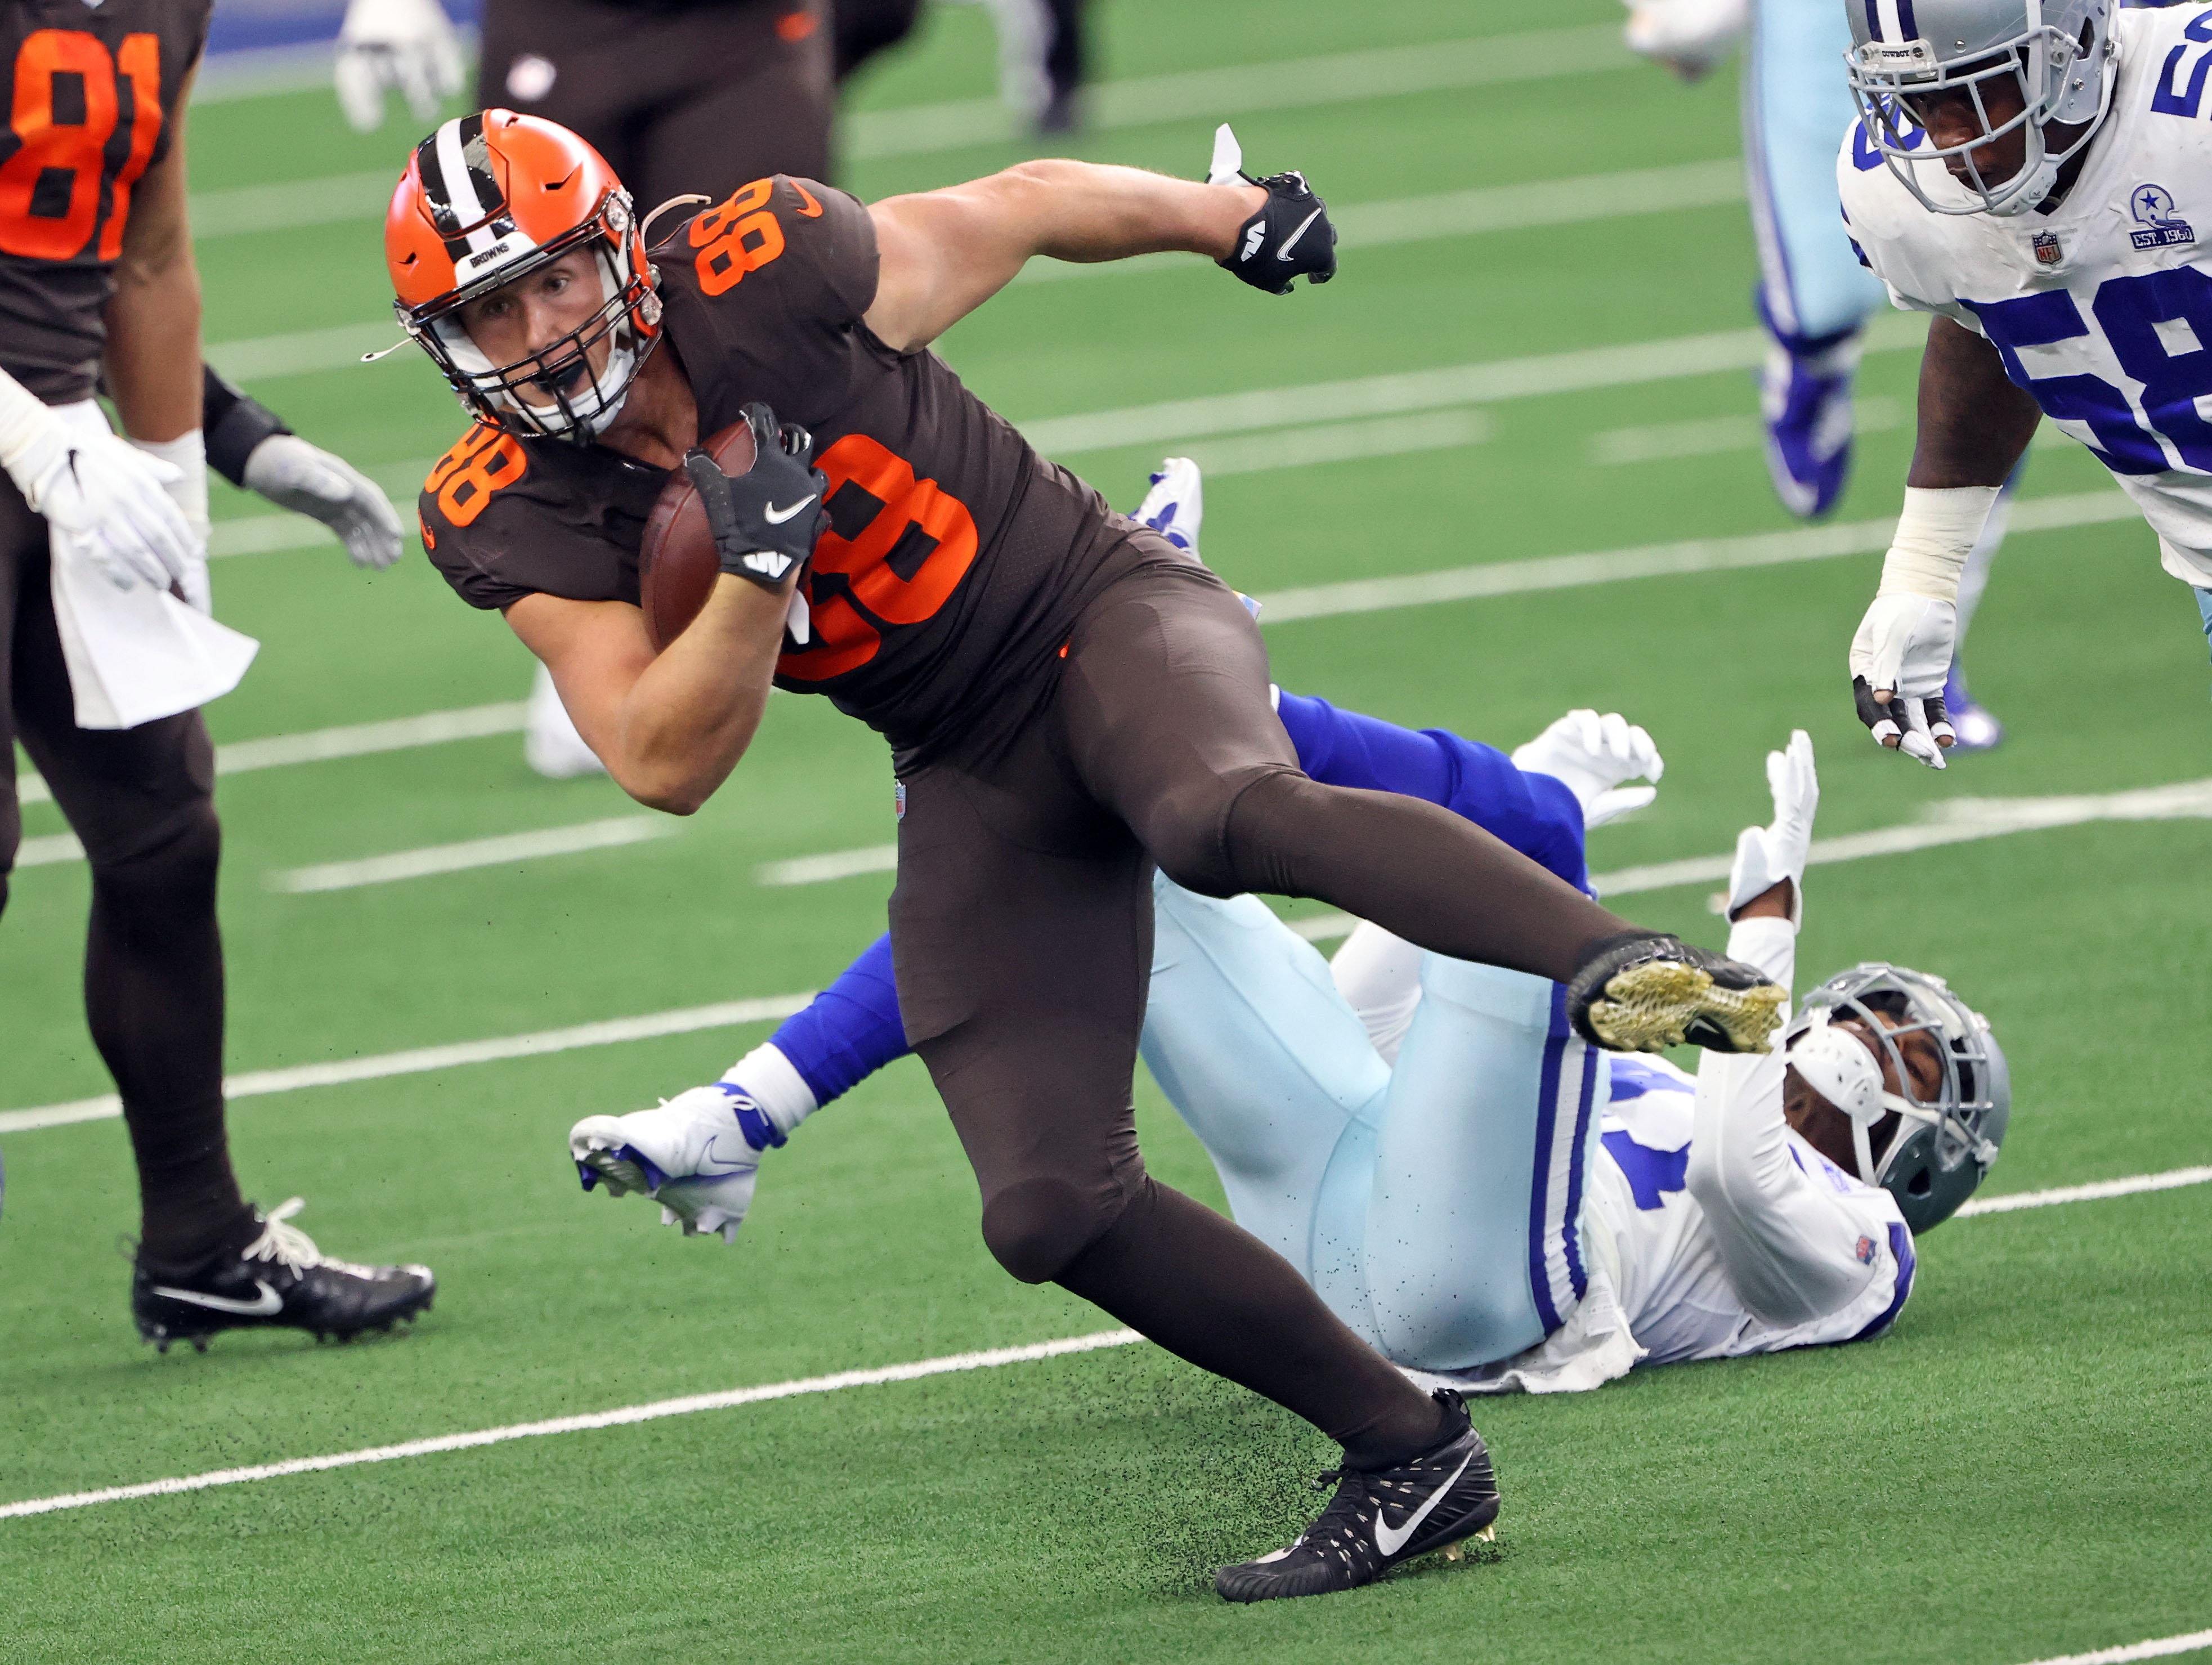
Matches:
[640,418,758,650]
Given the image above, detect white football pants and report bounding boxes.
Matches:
[1745,0,1886,342]
[1138,876,1607,1373]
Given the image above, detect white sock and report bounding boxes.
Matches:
[723,1043,818,1136]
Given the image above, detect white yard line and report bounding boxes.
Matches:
[1017,159,1746,284]
[847,24,1632,159]
[13,832,85,869]
[1592,397,1906,466]
[0,1329,1145,1521]
[1,1162,2205,1523]
[2017,1633,2212,1665]
[1187,410,1491,477]
[190,169,397,239]
[267,816,673,894]
[757,845,901,887]
[1252,488,2135,625]
[0,992,813,1136]
[17,702,530,811]
[1017,311,1927,458]
[1955,1167,2212,1219]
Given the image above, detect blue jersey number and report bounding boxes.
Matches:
[1964,267,2212,475]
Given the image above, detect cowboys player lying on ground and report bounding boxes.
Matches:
[574,463,2010,1404]
[1842,0,2212,763]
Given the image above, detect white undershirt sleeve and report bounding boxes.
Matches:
[1685,915,1887,1327]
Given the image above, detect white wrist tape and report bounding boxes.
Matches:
[0,366,64,485]
[1876,486,2001,603]
[128,429,209,539]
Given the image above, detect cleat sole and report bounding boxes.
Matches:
[1588,960,1785,1054]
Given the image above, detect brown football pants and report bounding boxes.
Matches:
[889,549,1630,1463]
[0,482,250,1270]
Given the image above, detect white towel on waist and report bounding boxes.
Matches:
[41,400,258,731]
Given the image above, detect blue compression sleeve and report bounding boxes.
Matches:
[1274,691,1591,892]
[768,932,910,1107]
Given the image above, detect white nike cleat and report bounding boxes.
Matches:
[1133,457,1203,556]
[570,1084,771,1244]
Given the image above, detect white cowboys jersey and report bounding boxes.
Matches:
[1839,3,2212,588]
[1441,916,1917,1394]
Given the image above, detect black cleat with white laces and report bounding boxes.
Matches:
[131,1198,435,1353]
[1215,1390,1500,1603]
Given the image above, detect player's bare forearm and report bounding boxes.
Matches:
[1905,316,2041,488]
[104,68,203,442]
[864,161,1266,352]
[507,577,788,814]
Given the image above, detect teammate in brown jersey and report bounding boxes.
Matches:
[0,0,433,1351]
[392,109,1789,1599]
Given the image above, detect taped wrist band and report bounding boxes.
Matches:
[1877,485,2001,603]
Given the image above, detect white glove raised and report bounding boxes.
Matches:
[1511,708,1664,829]
[334,0,465,133]
[18,423,198,596]
[1849,593,1956,769]
[1622,0,1748,80]
[243,434,406,570]
[1727,728,1817,924]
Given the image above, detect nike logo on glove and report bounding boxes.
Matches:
[763,495,817,525]
[1275,206,1323,259]
[150,1279,283,1317]
[1372,1444,1476,1557]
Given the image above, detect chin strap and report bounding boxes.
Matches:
[1784,1013,1940,1183]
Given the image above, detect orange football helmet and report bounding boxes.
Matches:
[387,110,661,440]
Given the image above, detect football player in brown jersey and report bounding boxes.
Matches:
[393,110,1788,1599]
[0,1,433,1351]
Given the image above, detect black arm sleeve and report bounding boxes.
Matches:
[202,364,292,488]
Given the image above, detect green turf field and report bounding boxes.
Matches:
[4,2,2210,1659]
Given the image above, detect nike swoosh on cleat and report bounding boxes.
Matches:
[150,1279,283,1317]
[1372,1445,1477,1558]
[696,1135,754,1176]
[1275,206,1324,260]
[763,495,817,525]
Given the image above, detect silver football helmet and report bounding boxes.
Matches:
[1844,0,2117,217]
[1783,963,2010,1233]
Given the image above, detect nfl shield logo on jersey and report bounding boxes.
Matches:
[2032,232,2063,267]
[894,780,907,822]
[1856,1235,1878,1265]
[2129,183,2195,250]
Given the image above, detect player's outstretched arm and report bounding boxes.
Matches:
[1850,319,2041,768]
[863,135,1329,351]
[203,368,406,571]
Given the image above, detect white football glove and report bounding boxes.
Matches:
[1622,0,1748,81]
[1726,728,1817,924]
[243,434,406,570]
[1849,593,1956,769]
[1511,709,1664,829]
[334,0,465,134]
[17,424,198,596]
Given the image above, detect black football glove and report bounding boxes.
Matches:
[681,402,827,593]
[1218,167,1337,295]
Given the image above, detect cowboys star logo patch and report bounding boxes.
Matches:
[2031,231,2063,266]
[2129,182,2196,250]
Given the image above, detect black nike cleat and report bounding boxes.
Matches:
[1567,932,1787,1055]
[131,1198,435,1353]
[1215,1390,1501,1603]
